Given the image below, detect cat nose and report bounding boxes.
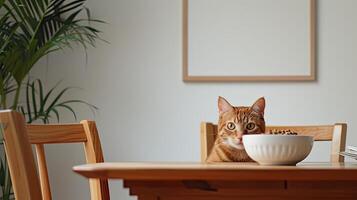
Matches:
[236,132,244,138]
[236,138,243,144]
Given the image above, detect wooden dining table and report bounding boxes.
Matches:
[73,162,357,200]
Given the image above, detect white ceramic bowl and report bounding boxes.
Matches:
[243,135,313,165]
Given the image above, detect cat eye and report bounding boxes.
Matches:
[246,123,256,130]
[226,122,236,130]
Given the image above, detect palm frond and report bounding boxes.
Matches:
[19,78,97,124]
[2,0,104,85]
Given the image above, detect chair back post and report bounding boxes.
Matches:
[35,144,52,200]
[81,120,110,200]
[0,111,43,200]
[200,122,216,162]
[331,123,347,163]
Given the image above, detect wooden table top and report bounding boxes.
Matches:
[73,162,357,181]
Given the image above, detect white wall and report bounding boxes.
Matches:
[31,0,357,199]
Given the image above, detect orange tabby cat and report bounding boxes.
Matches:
[206,97,266,162]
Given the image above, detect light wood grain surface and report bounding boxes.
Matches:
[74,162,357,199]
[35,144,52,200]
[81,120,110,200]
[0,111,43,200]
[27,124,87,144]
[73,162,357,181]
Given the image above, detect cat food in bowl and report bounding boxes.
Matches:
[243,135,313,165]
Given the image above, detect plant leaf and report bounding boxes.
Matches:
[56,104,77,121]
[25,78,32,123]
[0,159,5,187]
[31,80,38,119]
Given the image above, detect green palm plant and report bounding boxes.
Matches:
[0,0,104,199]
[19,79,97,124]
[1,0,102,109]
[0,0,18,110]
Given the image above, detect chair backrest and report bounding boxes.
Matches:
[0,110,109,200]
[200,122,347,163]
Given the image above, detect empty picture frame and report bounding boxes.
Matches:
[182,0,316,82]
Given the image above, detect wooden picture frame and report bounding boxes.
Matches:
[183,0,316,82]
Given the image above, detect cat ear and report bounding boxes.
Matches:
[218,96,233,114]
[252,97,265,115]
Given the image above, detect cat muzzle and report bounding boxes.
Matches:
[226,138,245,149]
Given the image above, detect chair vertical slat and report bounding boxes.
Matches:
[81,120,110,200]
[35,144,52,200]
[0,111,43,200]
[331,123,347,163]
[200,122,216,162]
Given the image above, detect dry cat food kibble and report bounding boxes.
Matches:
[269,129,298,135]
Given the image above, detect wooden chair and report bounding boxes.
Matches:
[200,122,347,163]
[0,110,109,200]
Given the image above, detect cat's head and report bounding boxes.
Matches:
[217,96,266,150]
